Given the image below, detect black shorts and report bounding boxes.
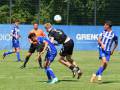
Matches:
[59,39,74,57]
[29,43,44,53]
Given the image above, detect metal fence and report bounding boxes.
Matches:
[0,0,120,25]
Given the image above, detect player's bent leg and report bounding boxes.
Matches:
[59,56,76,72]
[101,57,108,70]
[59,48,72,67]
[97,57,108,81]
[37,53,43,69]
[66,55,77,78]
[21,52,32,68]
[66,55,77,66]
[44,60,58,84]
[37,44,44,68]
[38,56,43,69]
[59,56,81,79]
[66,55,83,79]
[44,60,52,83]
[3,48,15,59]
[59,56,72,67]
[91,50,110,83]
[92,57,108,82]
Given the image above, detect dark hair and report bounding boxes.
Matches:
[105,21,112,28]
[28,33,36,39]
[15,19,20,22]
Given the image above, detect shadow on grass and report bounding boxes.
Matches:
[99,80,120,84]
[37,79,79,83]
[37,80,48,83]
[27,67,43,70]
[59,79,79,82]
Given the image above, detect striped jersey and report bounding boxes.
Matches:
[11,24,20,41]
[98,30,118,51]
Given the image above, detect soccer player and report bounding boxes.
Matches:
[44,23,82,79]
[28,33,58,84]
[3,19,21,62]
[90,21,118,82]
[21,22,46,68]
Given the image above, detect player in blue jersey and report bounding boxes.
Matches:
[28,33,58,84]
[3,19,21,62]
[90,21,118,82]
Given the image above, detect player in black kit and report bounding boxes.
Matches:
[44,23,82,79]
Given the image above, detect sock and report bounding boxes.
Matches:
[69,65,74,71]
[16,52,21,61]
[69,65,79,72]
[23,56,30,67]
[45,68,51,80]
[76,67,80,71]
[96,66,104,76]
[5,51,14,55]
[38,56,42,68]
[47,67,56,78]
[99,66,104,75]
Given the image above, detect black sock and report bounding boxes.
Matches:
[69,65,75,71]
[76,66,80,70]
[23,56,30,67]
[69,66,81,72]
[76,67,82,73]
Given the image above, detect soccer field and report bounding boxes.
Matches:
[0,50,120,90]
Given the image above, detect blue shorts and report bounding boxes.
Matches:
[45,51,57,62]
[99,48,111,61]
[12,40,20,48]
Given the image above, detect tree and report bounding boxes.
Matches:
[11,0,36,23]
[0,5,9,23]
[0,0,119,25]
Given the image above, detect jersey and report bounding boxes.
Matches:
[98,30,118,51]
[30,29,45,37]
[37,37,57,54]
[48,28,67,44]
[11,24,20,41]
[29,29,45,52]
[11,24,20,48]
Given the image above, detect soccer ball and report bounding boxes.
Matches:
[54,15,62,22]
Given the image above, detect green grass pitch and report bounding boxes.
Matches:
[0,50,120,90]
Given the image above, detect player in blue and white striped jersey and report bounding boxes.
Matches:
[90,21,118,82]
[98,30,118,52]
[3,19,21,62]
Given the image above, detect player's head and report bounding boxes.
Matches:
[15,19,20,26]
[104,21,112,30]
[33,22,38,30]
[44,23,52,32]
[28,33,37,41]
